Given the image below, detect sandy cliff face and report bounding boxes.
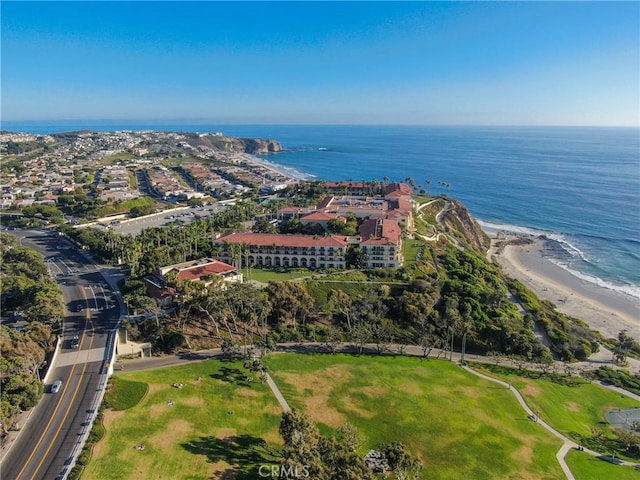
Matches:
[441,199,491,253]
[187,134,283,154]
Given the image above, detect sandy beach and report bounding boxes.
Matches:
[490,235,640,341]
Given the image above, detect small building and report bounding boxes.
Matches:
[143,257,242,306]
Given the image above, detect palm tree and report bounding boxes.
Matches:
[425,179,431,196]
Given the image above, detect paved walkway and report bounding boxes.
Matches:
[462,365,579,480]
[264,372,290,412]
[115,341,640,477]
[462,364,639,478]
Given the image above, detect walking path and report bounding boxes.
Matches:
[116,342,640,478]
[264,372,290,412]
[462,365,639,478]
[462,365,580,480]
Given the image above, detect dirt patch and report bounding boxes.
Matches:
[341,395,375,419]
[360,385,389,397]
[511,443,534,465]
[564,401,581,412]
[217,427,237,439]
[210,460,238,480]
[455,386,482,398]
[277,366,351,427]
[149,419,192,449]
[304,389,347,427]
[91,410,126,460]
[182,396,206,408]
[521,383,542,398]
[102,409,126,426]
[236,387,260,398]
[148,401,172,418]
[398,382,423,396]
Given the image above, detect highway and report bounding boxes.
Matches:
[1,230,123,480]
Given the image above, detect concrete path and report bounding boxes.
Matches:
[264,372,290,412]
[462,365,578,480]
[115,341,640,476]
[462,365,640,478]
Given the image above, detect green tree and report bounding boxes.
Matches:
[266,282,315,331]
[326,289,353,330]
[279,409,325,478]
[380,441,423,480]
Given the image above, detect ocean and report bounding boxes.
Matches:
[4,122,639,301]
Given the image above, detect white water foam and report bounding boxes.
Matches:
[242,154,313,180]
[479,220,640,302]
[548,258,640,301]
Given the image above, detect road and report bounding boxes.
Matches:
[0,230,123,480]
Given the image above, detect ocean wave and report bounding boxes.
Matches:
[548,258,640,301]
[478,220,548,237]
[244,154,314,180]
[479,220,586,260]
[480,220,640,301]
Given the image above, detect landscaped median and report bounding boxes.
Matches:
[80,352,639,480]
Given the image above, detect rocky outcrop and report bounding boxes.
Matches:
[185,134,283,154]
[441,199,491,253]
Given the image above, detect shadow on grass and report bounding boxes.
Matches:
[569,431,640,461]
[210,366,255,386]
[472,362,586,387]
[182,434,279,480]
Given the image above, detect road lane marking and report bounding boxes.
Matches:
[16,291,96,480]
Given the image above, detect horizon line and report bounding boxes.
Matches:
[1,119,638,130]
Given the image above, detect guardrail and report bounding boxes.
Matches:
[58,328,119,480]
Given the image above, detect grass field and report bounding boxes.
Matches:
[83,360,283,480]
[472,365,640,443]
[241,267,312,283]
[263,353,565,480]
[84,353,639,479]
[565,449,640,480]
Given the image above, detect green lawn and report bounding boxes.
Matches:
[402,239,427,267]
[472,365,640,443]
[565,449,640,480]
[241,267,312,283]
[264,353,565,480]
[84,354,639,480]
[83,360,283,480]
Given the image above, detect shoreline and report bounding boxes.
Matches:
[490,234,640,340]
[239,153,313,181]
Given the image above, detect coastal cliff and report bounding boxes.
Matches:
[185,134,283,154]
[441,199,491,253]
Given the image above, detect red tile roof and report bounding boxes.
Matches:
[215,233,348,248]
[385,182,413,197]
[176,260,237,281]
[300,211,343,222]
[358,219,402,245]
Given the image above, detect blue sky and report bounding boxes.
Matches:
[2,1,638,126]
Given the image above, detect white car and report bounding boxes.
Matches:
[51,380,62,394]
